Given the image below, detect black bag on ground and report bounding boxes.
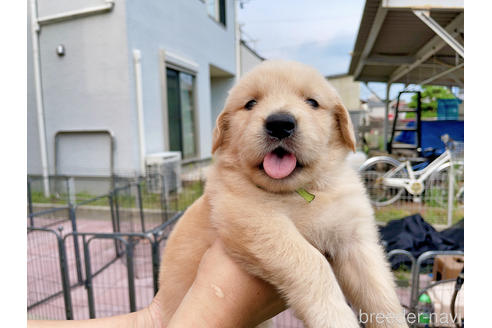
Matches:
[378,214,463,269]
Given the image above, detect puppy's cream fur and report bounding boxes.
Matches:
[158,61,407,327]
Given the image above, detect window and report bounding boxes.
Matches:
[206,0,226,26]
[166,68,197,159]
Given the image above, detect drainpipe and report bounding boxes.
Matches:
[29,0,50,197]
[383,82,391,152]
[29,0,116,196]
[133,50,146,176]
[36,1,115,26]
[234,0,241,82]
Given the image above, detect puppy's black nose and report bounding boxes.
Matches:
[265,113,296,139]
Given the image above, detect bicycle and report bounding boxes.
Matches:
[359,135,464,207]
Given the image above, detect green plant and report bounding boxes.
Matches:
[30,191,68,205]
[408,85,456,116]
[403,110,441,119]
[30,179,206,211]
[393,265,412,287]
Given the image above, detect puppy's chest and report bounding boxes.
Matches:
[280,191,346,219]
[278,192,356,250]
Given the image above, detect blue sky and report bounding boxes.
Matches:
[237,0,401,100]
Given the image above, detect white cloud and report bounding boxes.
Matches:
[238,0,365,75]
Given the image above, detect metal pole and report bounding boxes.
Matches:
[108,194,120,257]
[83,237,96,318]
[114,189,121,233]
[447,163,455,227]
[69,207,84,284]
[151,235,161,295]
[57,229,73,320]
[413,10,464,58]
[67,177,76,207]
[137,183,145,232]
[67,180,84,284]
[383,82,391,152]
[416,91,422,154]
[126,239,137,312]
[29,0,50,197]
[161,174,169,222]
[27,178,34,227]
[113,189,123,256]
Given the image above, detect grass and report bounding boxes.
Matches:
[31,179,461,227]
[374,207,412,224]
[31,191,69,205]
[374,202,464,226]
[404,110,438,119]
[164,180,204,212]
[30,180,205,212]
[393,265,412,287]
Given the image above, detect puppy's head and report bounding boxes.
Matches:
[212,60,355,192]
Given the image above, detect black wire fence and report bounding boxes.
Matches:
[27,169,464,327]
[27,170,198,321]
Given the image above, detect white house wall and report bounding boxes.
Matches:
[27,0,138,176]
[240,43,263,75]
[27,6,42,175]
[124,0,237,160]
[27,0,238,177]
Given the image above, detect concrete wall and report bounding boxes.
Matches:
[28,0,138,176]
[210,77,234,126]
[326,75,361,111]
[210,42,263,128]
[27,4,42,175]
[124,0,237,160]
[240,42,263,76]
[27,0,238,178]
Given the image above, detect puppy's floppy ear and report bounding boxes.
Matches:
[333,102,356,152]
[212,110,229,154]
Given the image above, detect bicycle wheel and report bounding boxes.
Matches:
[359,156,406,207]
[426,162,464,208]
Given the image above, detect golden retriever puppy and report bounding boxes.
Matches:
[158,60,407,327]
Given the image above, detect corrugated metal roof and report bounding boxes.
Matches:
[349,0,463,86]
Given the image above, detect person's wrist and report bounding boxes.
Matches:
[167,239,286,327]
[142,296,166,328]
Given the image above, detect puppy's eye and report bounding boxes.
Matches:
[305,98,319,109]
[244,99,257,110]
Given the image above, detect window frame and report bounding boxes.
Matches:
[206,0,226,27]
[159,50,201,161]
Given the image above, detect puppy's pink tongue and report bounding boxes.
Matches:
[263,151,297,179]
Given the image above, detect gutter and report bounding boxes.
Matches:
[37,1,115,26]
[133,50,147,176]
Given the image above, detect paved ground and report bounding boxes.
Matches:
[28,217,417,327]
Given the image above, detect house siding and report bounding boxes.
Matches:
[27,0,237,177]
[124,0,237,160]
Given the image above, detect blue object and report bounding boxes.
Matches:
[394,120,464,155]
[437,98,461,120]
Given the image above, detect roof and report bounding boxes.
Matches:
[325,73,352,80]
[349,0,464,86]
[240,40,265,61]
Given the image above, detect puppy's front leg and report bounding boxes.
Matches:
[214,213,359,328]
[332,236,408,328]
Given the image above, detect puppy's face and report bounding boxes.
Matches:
[212,60,355,192]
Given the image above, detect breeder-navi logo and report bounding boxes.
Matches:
[359,310,462,325]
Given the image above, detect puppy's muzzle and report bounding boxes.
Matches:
[265,112,296,140]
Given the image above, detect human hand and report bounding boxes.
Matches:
[165,238,286,327]
[28,239,285,328]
